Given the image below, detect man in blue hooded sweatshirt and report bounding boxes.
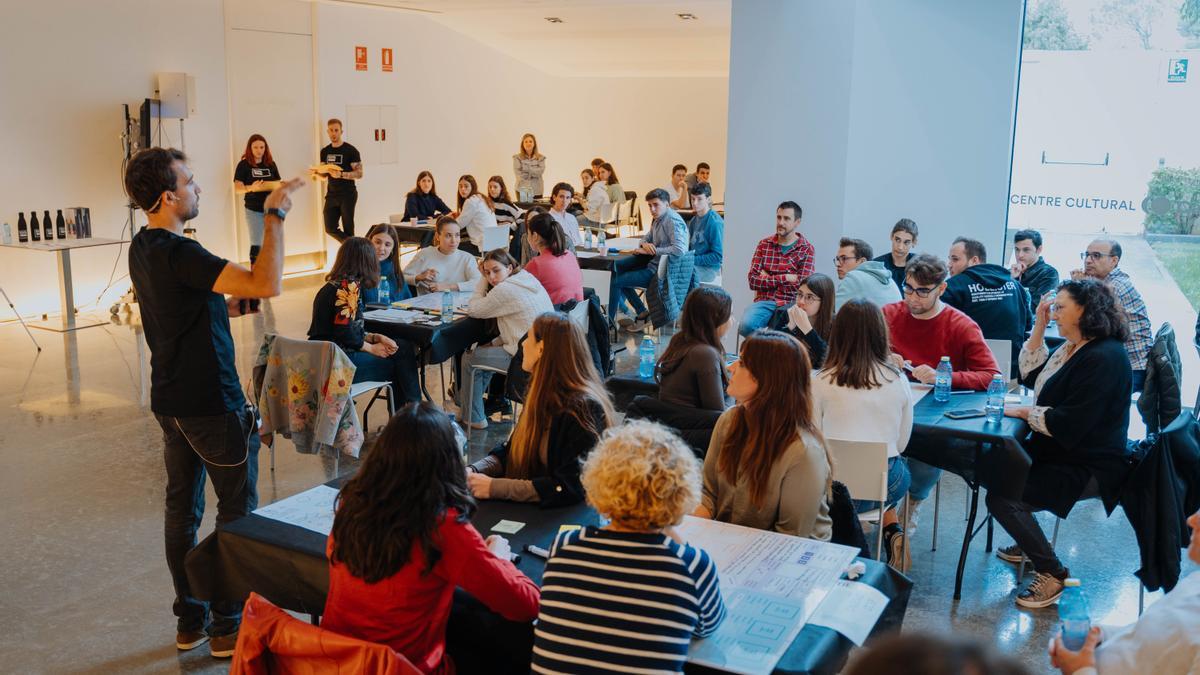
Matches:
[942,237,1031,376]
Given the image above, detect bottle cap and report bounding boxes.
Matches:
[1063,578,1080,587]
[940,356,950,361]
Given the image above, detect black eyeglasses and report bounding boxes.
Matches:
[902,284,937,298]
[1080,251,1115,261]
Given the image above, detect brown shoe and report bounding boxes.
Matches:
[176,630,209,651]
[209,632,238,658]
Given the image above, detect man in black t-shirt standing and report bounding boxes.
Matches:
[314,117,363,242]
[125,147,303,658]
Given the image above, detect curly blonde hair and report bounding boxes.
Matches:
[580,421,702,530]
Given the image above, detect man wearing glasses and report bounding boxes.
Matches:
[883,254,1001,520]
[1071,239,1152,392]
[833,237,900,311]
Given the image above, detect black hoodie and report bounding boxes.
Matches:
[942,263,1031,374]
[1017,257,1061,311]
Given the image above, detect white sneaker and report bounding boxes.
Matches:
[905,497,924,535]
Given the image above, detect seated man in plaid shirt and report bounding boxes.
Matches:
[1071,238,1153,393]
[739,201,815,336]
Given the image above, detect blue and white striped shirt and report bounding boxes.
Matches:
[532,526,726,674]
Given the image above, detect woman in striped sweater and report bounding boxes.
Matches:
[532,420,726,673]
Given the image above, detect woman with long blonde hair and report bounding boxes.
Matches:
[467,312,615,506]
[696,329,833,539]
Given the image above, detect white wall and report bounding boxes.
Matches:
[0,0,236,318]
[724,0,1024,317]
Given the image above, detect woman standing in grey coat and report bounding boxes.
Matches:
[513,132,546,199]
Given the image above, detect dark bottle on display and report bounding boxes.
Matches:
[30,211,41,241]
[43,210,53,240]
[17,212,28,243]
[55,210,66,239]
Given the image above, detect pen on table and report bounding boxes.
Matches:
[524,544,549,560]
[508,552,521,564]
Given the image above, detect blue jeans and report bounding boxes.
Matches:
[608,255,654,321]
[739,300,781,336]
[349,342,421,405]
[457,345,513,424]
[156,405,260,636]
[907,458,942,501]
[853,456,912,512]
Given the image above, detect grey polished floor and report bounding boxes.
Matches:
[0,274,1165,674]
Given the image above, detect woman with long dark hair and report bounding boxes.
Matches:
[323,402,540,673]
[522,213,583,305]
[577,168,611,236]
[362,223,412,305]
[308,237,420,404]
[598,162,625,205]
[657,287,733,411]
[813,298,913,569]
[467,313,615,505]
[696,330,833,539]
[401,170,450,222]
[232,133,281,264]
[487,175,524,228]
[453,174,498,255]
[783,272,835,368]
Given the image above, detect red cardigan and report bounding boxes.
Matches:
[882,301,999,391]
[322,510,540,674]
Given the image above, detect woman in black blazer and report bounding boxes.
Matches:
[989,279,1133,609]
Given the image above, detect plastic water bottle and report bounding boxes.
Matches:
[597,228,607,253]
[378,275,391,306]
[985,374,1005,424]
[638,335,656,379]
[584,226,593,249]
[1058,578,1090,651]
[441,290,454,325]
[934,356,953,402]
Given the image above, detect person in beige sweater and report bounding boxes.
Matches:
[696,329,833,540]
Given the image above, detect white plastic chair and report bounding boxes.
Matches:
[826,439,907,564]
[567,299,589,333]
[479,225,509,254]
[985,338,1013,384]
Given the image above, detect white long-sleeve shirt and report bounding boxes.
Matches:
[457,194,498,245]
[811,364,913,458]
[402,247,481,294]
[548,209,581,248]
[467,270,554,355]
[582,182,610,223]
[1073,570,1200,675]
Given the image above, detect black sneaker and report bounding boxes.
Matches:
[484,398,512,416]
[884,525,911,573]
[1015,571,1066,609]
[996,544,1025,563]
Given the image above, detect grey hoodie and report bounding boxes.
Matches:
[835,260,902,311]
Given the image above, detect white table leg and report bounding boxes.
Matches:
[56,248,75,330]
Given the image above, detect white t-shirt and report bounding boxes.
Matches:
[811,364,913,458]
[457,194,498,245]
[548,209,581,248]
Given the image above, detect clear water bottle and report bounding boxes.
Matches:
[597,228,607,253]
[934,356,953,402]
[985,374,1005,424]
[378,275,391,306]
[441,290,454,325]
[1058,578,1090,651]
[584,226,593,249]
[638,335,656,379]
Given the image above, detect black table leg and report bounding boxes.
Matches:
[986,512,994,553]
[954,485,980,600]
[417,346,432,401]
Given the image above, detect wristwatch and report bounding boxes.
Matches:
[266,207,288,221]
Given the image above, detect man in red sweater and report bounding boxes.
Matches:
[883,254,1000,521]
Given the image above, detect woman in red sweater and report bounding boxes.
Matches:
[522,212,584,305]
[323,402,540,673]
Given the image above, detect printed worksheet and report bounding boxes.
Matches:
[252,484,339,536]
[395,291,473,313]
[363,308,424,324]
[686,588,810,675]
[807,580,890,646]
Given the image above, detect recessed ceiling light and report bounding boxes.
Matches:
[544,16,563,23]
[677,12,697,20]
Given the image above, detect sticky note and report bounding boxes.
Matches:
[491,519,525,534]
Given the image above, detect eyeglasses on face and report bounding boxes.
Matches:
[1080,251,1114,261]
[797,293,821,303]
[902,284,936,298]
[833,255,861,264]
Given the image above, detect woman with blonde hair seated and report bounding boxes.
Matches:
[532,420,727,673]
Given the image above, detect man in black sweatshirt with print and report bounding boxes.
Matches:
[943,237,1031,377]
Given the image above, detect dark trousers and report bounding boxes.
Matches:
[156,406,260,636]
[459,240,480,257]
[986,476,1097,576]
[1132,369,1146,394]
[323,190,357,242]
[349,342,422,405]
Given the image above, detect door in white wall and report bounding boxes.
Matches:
[226,28,321,262]
[345,105,398,166]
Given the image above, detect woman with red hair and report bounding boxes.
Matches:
[233,134,280,264]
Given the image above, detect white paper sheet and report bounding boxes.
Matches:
[396,291,473,312]
[909,383,932,403]
[363,308,425,323]
[807,580,890,646]
[252,484,339,536]
[677,517,860,674]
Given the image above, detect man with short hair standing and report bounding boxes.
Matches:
[1011,229,1060,310]
[740,201,815,336]
[874,218,918,291]
[609,188,689,328]
[314,118,362,242]
[834,237,900,311]
[687,182,724,283]
[1072,238,1153,392]
[943,237,1031,376]
[126,147,303,657]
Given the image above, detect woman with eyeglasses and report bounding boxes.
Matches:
[782,273,834,369]
[989,279,1133,609]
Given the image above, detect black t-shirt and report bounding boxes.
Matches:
[234,159,280,212]
[321,143,361,194]
[129,227,245,417]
